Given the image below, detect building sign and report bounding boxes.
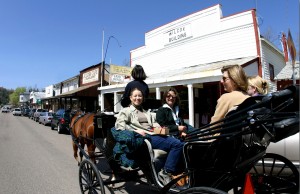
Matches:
[82,68,99,84]
[110,64,132,76]
[110,74,125,83]
[165,23,192,45]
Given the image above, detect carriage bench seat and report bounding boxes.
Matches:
[144,139,167,172]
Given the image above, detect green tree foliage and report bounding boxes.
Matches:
[0,87,13,106]
[9,87,26,106]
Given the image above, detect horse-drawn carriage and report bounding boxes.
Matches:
[70,85,299,194]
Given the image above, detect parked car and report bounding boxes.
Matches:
[51,109,71,134]
[21,108,30,117]
[28,108,36,119]
[1,107,9,113]
[33,109,47,122]
[12,108,22,116]
[38,112,53,126]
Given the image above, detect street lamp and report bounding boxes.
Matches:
[101,35,122,87]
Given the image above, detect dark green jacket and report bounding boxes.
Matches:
[156,106,185,135]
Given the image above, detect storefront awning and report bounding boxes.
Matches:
[146,56,258,84]
[56,82,100,97]
[99,56,258,94]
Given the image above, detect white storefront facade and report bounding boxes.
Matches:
[99,4,286,128]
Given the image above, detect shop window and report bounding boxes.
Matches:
[269,63,274,81]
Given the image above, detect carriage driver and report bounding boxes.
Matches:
[112,87,185,186]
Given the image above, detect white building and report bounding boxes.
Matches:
[29,91,46,108]
[19,92,30,103]
[45,85,55,98]
[100,4,286,127]
[19,92,30,107]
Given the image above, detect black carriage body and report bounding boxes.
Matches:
[183,137,266,191]
[183,85,299,192]
[81,86,299,194]
[93,112,116,139]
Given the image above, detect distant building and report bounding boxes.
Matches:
[41,63,109,112]
[275,61,299,90]
[19,92,30,107]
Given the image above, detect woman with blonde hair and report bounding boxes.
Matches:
[247,75,269,96]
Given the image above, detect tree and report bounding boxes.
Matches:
[0,87,13,106]
[9,87,26,106]
[262,27,299,60]
[262,27,278,43]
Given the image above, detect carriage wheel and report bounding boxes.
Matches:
[178,187,227,194]
[79,159,105,194]
[250,153,299,193]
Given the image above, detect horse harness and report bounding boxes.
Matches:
[71,113,94,142]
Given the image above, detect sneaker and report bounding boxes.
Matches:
[158,169,172,185]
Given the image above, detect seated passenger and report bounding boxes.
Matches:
[114,87,185,185]
[247,75,269,96]
[210,64,250,124]
[156,87,195,138]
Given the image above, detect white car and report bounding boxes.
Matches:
[12,108,22,116]
[267,134,299,166]
[38,112,53,126]
[1,107,10,113]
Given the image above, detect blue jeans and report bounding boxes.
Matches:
[149,135,184,173]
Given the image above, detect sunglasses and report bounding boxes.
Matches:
[222,76,231,82]
[166,95,177,99]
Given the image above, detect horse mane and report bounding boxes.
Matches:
[70,109,84,118]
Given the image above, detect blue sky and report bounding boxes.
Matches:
[0,0,299,90]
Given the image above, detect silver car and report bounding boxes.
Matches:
[12,108,22,116]
[38,112,53,126]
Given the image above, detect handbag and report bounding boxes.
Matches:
[153,127,169,135]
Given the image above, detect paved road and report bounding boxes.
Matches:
[0,112,159,194]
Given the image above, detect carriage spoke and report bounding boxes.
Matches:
[276,163,286,176]
[261,157,265,174]
[252,165,259,174]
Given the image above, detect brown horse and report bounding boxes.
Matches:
[70,110,96,165]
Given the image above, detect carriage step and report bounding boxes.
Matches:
[94,153,104,157]
[120,166,139,171]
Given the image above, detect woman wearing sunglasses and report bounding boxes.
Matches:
[210,64,250,124]
[156,87,195,138]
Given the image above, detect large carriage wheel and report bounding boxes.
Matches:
[178,187,227,194]
[79,159,105,194]
[250,153,299,193]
